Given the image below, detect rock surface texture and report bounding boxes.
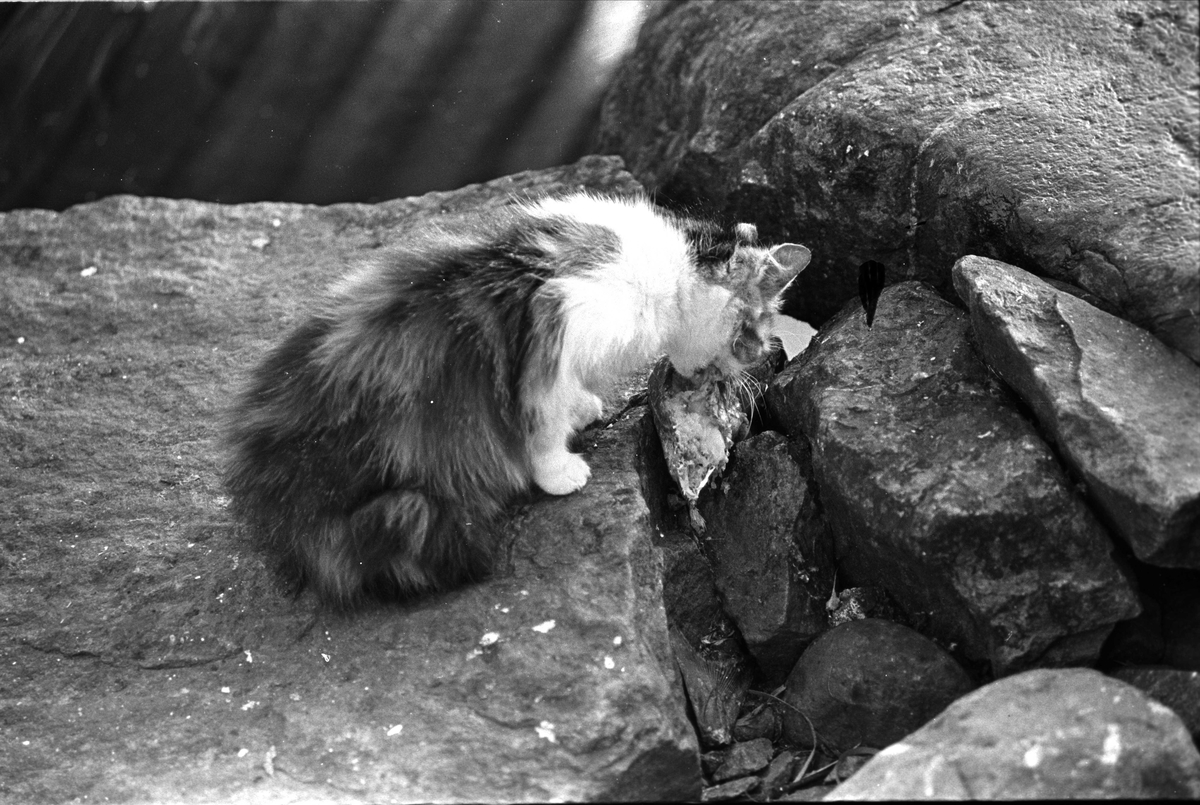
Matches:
[0,156,700,803]
[597,0,1200,362]
[766,282,1139,676]
[954,254,1200,569]
[825,668,1200,800]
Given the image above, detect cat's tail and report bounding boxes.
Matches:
[299,488,495,607]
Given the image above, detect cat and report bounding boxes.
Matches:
[223,192,811,606]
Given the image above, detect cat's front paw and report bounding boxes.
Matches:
[533,451,591,495]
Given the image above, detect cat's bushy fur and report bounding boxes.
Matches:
[224,193,810,606]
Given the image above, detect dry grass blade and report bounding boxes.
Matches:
[741,687,840,793]
[792,758,839,789]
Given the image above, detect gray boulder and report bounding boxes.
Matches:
[766,282,1138,675]
[0,156,700,803]
[697,431,833,685]
[597,0,1200,362]
[659,528,736,653]
[826,668,1200,800]
[954,254,1200,569]
[781,618,973,753]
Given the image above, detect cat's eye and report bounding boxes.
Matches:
[732,324,765,364]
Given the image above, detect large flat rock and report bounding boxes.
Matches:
[953,255,1200,569]
[597,0,1200,361]
[0,156,700,802]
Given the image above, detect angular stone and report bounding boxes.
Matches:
[698,431,833,685]
[826,669,1200,800]
[732,702,782,744]
[669,628,748,750]
[0,157,700,803]
[953,254,1200,569]
[766,282,1138,675]
[711,737,774,783]
[781,619,973,753]
[759,748,800,798]
[597,0,1200,362]
[701,776,759,802]
[659,528,736,650]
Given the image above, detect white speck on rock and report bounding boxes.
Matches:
[1101,724,1121,764]
[878,742,913,757]
[1148,700,1175,718]
[535,721,556,743]
[532,620,555,634]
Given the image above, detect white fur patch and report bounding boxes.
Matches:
[529,193,702,384]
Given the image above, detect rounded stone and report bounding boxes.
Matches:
[781,618,973,752]
[825,668,1200,800]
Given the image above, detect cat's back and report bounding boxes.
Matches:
[225,207,540,523]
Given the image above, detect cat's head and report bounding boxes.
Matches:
[670,221,811,376]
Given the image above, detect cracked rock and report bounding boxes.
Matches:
[953,254,1200,570]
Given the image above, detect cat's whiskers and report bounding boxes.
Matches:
[731,368,761,424]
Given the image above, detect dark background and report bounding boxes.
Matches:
[0,0,650,212]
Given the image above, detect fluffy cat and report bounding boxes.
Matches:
[224,192,810,606]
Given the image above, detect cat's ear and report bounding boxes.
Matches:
[763,243,811,296]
